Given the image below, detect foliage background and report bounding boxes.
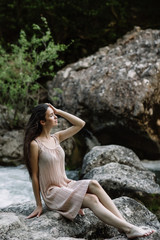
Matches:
[0,0,160,65]
[0,17,67,128]
[0,0,160,129]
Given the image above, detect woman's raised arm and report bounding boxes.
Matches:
[49,104,85,143]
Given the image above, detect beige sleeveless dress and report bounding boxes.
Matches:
[35,134,90,220]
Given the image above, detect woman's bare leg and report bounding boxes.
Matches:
[82,193,154,239]
[87,180,125,221]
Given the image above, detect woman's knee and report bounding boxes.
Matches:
[88,180,101,192]
[82,193,99,208]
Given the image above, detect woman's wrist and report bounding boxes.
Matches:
[36,199,42,207]
[56,109,63,115]
[37,203,42,207]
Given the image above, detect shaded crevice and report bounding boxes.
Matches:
[94,125,160,160]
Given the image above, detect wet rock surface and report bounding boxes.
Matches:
[0,197,160,240]
[48,27,160,158]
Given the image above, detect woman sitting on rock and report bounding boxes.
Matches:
[24,103,154,239]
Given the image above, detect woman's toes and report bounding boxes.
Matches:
[126,226,155,239]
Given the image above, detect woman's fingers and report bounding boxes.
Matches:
[48,104,58,114]
[27,212,37,219]
[45,102,59,115]
[37,209,42,218]
[37,211,42,217]
[26,208,42,219]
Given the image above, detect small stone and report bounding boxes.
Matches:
[143,78,150,85]
[127,70,137,78]
[156,61,160,71]
[149,108,153,115]
[63,68,72,78]
[125,61,131,67]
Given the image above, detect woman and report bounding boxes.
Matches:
[24,103,154,239]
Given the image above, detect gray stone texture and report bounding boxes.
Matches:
[0,197,160,239]
[81,145,145,176]
[48,27,160,157]
[82,145,160,199]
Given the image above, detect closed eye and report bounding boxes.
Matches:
[49,111,55,117]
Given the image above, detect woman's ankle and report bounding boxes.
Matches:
[121,224,133,234]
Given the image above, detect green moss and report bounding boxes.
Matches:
[138,193,160,221]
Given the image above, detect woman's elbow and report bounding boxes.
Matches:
[80,120,86,128]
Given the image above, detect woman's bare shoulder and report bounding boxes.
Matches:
[30,140,38,149]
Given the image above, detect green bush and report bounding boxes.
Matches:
[0,17,67,129]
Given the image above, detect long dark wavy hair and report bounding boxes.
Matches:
[24,103,49,178]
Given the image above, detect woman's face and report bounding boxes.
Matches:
[44,106,58,127]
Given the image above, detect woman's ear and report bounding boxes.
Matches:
[40,120,46,126]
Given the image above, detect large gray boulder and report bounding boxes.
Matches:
[81,145,145,176]
[0,197,159,239]
[83,162,160,199]
[82,145,160,201]
[47,27,160,158]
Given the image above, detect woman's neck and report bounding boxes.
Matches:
[40,128,51,139]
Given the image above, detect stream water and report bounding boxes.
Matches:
[0,165,79,209]
[0,162,160,209]
[0,165,34,208]
[141,160,160,184]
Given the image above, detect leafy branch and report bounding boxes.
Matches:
[0,17,67,129]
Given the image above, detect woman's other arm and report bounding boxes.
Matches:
[27,140,42,218]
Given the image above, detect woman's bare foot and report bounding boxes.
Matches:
[78,208,85,216]
[126,226,154,239]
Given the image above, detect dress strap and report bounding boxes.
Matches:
[34,136,59,151]
[51,134,59,144]
[34,138,43,151]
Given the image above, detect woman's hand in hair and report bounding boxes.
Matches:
[26,205,43,219]
[46,103,59,114]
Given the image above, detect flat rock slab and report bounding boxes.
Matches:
[0,197,160,239]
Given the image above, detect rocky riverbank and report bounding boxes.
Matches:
[81,145,160,219]
[1,27,160,239]
[1,144,160,239]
